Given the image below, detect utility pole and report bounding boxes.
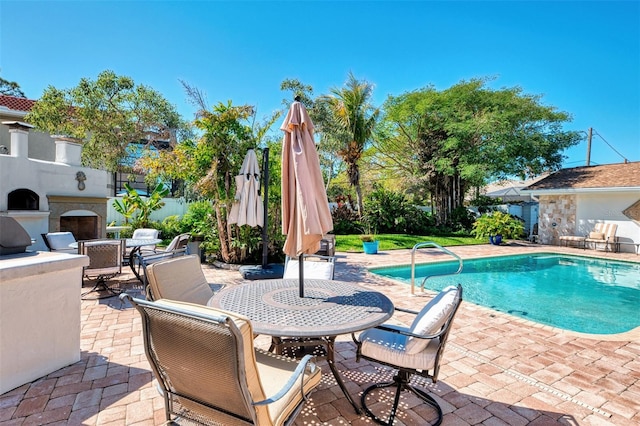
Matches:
[586,127,592,166]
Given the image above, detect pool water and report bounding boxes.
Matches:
[370,253,640,334]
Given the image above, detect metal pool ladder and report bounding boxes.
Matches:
[411,242,463,295]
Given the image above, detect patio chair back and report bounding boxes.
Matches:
[123,295,321,425]
[42,232,77,254]
[283,254,336,280]
[145,254,214,304]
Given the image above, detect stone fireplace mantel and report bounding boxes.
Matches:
[47,195,108,239]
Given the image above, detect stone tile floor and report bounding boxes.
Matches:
[1,243,639,425]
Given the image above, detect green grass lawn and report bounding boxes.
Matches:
[335,234,485,252]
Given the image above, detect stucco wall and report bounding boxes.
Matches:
[538,192,640,252]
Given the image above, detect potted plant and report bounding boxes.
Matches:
[360,234,379,254]
[471,211,525,245]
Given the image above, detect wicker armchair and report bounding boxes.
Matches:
[122,294,321,425]
[79,239,125,299]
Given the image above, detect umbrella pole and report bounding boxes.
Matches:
[299,253,304,297]
[261,148,269,269]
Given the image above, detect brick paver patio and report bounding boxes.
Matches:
[1,243,639,425]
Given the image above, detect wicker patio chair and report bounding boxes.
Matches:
[144,254,216,304]
[121,294,321,425]
[353,284,463,426]
[79,239,125,299]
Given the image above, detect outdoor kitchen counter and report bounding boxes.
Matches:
[0,251,89,395]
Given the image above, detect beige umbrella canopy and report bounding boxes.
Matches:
[281,100,333,295]
[229,149,264,228]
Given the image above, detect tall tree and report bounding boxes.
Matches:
[319,72,379,216]
[0,77,26,97]
[25,70,182,171]
[375,79,583,225]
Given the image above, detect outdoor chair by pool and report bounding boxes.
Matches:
[42,231,77,254]
[283,254,336,280]
[121,294,321,425]
[144,254,216,304]
[560,222,618,251]
[584,223,618,251]
[79,239,126,299]
[353,284,463,426]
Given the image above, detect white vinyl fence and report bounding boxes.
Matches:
[107,197,191,225]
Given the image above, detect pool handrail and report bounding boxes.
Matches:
[411,242,463,295]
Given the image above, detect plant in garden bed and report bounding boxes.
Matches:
[471,211,525,243]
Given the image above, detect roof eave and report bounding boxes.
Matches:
[521,186,640,195]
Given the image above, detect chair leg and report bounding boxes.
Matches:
[361,371,443,426]
[81,276,123,300]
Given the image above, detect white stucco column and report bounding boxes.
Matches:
[53,136,82,166]
[2,121,34,158]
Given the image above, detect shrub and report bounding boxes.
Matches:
[472,211,525,239]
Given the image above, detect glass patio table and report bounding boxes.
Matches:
[208,278,394,413]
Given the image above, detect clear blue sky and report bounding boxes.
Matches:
[1,0,638,168]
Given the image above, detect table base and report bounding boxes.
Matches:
[270,336,362,414]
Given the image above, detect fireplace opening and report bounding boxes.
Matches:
[8,189,39,210]
[60,211,99,241]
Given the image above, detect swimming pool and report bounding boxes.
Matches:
[370,253,640,334]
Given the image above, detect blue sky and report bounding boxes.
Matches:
[1,0,638,168]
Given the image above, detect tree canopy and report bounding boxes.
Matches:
[0,77,26,97]
[374,79,583,224]
[25,70,182,171]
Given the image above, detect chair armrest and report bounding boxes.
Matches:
[394,306,419,316]
[374,324,444,340]
[253,354,318,406]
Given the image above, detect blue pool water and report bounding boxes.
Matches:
[370,254,640,334]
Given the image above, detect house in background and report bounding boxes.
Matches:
[521,162,640,252]
[0,94,155,196]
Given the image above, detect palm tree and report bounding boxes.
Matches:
[320,72,379,217]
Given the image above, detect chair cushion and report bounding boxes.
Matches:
[283,259,333,280]
[146,255,215,305]
[46,232,77,250]
[406,286,459,354]
[359,326,439,371]
[132,228,159,239]
[255,350,322,425]
[589,232,605,240]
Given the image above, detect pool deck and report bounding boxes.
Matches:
[1,242,639,425]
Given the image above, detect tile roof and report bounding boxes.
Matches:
[0,94,36,112]
[524,161,640,191]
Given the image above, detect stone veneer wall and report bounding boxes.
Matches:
[47,196,107,239]
[538,194,577,245]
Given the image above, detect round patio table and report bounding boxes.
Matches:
[209,279,394,413]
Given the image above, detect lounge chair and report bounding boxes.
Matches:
[121,294,321,425]
[560,222,618,251]
[352,284,463,425]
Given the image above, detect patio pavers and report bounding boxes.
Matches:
[1,243,639,425]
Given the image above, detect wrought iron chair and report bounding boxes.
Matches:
[353,284,463,425]
[121,294,321,425]
[79,239,126,299]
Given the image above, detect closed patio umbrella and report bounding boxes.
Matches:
[229,149,264,228]
[281,99,333,296]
